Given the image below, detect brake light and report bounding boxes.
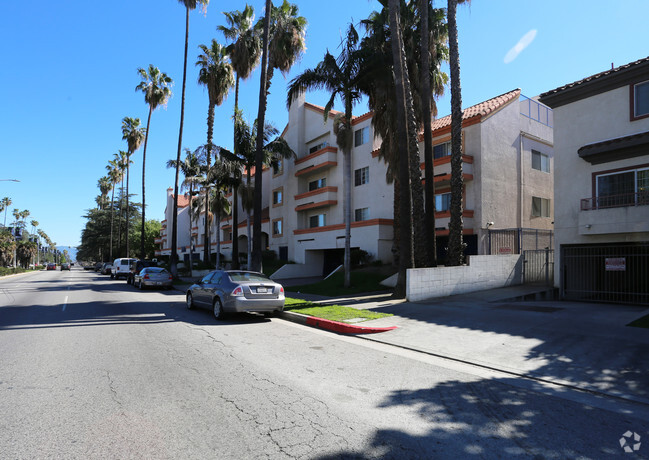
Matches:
[168,275,173,280]
[143,274,149,280]
[231,286,244,297]
[279,286,284,294]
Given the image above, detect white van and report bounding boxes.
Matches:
[111,258,137,280]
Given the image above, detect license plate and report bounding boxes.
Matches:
[257,287,267,293]
[156,282,161,285]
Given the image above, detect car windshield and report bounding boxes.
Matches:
[227,271,271,283]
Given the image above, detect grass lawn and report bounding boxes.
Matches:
[287,268,393,296]
[628,313,649,328]
[284,297,393,323]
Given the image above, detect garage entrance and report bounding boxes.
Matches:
[561,242,649,305]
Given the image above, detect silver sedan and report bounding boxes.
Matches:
[133,267,173,290]
[186,270,285,319]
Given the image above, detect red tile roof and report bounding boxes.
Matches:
[431,89,521,132]
[171,194,191,208]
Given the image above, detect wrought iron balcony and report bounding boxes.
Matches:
[581,191,649,211]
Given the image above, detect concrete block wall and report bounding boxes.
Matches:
[406,255,523,301]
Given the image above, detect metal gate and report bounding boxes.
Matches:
[523,249,554,285]
[562,242,649,305]
[489,228,553,254]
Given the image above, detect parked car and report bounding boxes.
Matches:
[94,262,103,272]
[133,267,173,290]
[111,258,137,280]
[126,259,158,285]
[46,263,56,270]
[100,262,113,275]
[186,270,285,319]
[60,263,71,271]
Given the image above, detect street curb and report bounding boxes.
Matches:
[279,310,397,334]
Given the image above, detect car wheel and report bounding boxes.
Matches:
[213,298,224,320]
[186,293,194,310]
[138,280,143,290]
[110,273,114,280]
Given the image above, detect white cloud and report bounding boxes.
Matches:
[504,29,537,64]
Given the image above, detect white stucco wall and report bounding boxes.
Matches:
[552,84,649,286]
[406,254,523,301]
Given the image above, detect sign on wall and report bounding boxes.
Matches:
[605,257,626,271]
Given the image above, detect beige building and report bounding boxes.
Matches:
[157,89,554,277]
[539,57,649,304]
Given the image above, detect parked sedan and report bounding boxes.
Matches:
[133,267,173,290]
[100,262,113,275]
[186,270,285,319]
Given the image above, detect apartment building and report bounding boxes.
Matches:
[539,57,649,305]
[157,89,554,277]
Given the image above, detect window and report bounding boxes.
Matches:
[272,188,283,205]
[532,197,551,217]
[309,214,326,228]
[355,166,369,186]
[355,207,370,222]
[354,127,369,147]
[273,159,283,175]
[308,141,328,154]
[272,219,283,236]
[532,150,550,173]
[596,167,649,208]
[435,193,451,212]
[633,81,649,118]
[433,141,451,159]
[308,177,326,191]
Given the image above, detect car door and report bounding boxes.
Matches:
[194,272,216,307]
[203,272,223,307]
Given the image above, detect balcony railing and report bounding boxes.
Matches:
[581,191,649,210]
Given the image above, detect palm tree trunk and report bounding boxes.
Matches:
[343,104,353,289]
[447,0,465,266]
[118,177,124,255]
[246,173,252,269]
[171,6,191,277]
[188,189,193,278]
[140,105,153,261]
[126,155,131,257]
[420,0,437,267]
[204,101,215,265]
[109,186,115,261]
[388,0,413,298]
[251,0,272,273]
[215,207,222,268]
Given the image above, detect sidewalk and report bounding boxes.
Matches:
[173,277,649,405]
[284,284,649,406]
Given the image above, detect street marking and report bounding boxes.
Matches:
[62,295,68,311]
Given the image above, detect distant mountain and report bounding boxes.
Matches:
[57,246,78,262]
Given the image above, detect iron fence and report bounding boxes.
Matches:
[488,228,554,255]
[581,191,649,210]
[523,248,554,285]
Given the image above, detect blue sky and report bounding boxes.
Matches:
[2,0,648,248]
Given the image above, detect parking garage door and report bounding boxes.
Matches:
[561,242,649,305]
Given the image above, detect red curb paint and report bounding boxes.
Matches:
[305,317,397,334]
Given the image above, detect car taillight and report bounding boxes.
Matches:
[231,286,244,297]
[143,274,149,280]
[279,286,284,294]
[168,275,173,280]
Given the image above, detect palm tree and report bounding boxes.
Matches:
[171,0,210,278]
[219,4,262,270]
[135,65,172,260]
[167,147,204,277]
[287,23,364,288]
[97,176,111,211]
[196,39,234,264]
[121,118,145,257]
[228,110,295,268]
[107,154,125,261]
[252,0,306,272]
[2,197,12,227]
[387,0,413,297]
[446,0,469,266]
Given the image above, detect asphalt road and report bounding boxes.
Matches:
[1,268,648,459]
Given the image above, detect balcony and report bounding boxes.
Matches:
[294,146,338,177]
[422,155,474,187]
[579,191,649,235]
[294,186,338,211]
